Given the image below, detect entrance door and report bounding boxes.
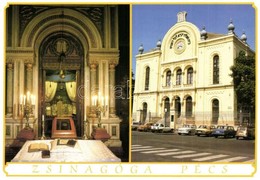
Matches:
[142,103,147,124]
[212,99,219,124]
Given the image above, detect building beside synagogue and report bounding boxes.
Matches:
[132,11,254,129]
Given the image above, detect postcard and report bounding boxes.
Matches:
[1,0,258,179]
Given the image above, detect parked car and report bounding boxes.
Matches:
[138,122,154,132]
[235,125,255,140]
[212,125,236,138]
[131,122,140,131]
[151,123,174,133]
[195,125,216,136]
[177,124,197,135]
[151,123,164,133]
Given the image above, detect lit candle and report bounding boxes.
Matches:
[98,92,101,105]
[92,96,95,106]
[31,95,35,105]
[95,96,97,106]
[27,91,30,104]
[101,96,104,106]
[105,96,108,106]
[42,115,44,122]
[23,95,26,105]
[92,96,94,106]
[20,95,23,105]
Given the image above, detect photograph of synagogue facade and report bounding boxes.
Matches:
[4,5,129,162]
[132,11,255,129]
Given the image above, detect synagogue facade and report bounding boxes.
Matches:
[132,11,254,129]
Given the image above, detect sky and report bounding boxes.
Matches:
[132,4,256,77]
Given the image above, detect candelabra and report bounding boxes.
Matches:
[92,93,108,128]
[19,91,35,129]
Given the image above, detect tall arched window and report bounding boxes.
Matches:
[212,99,219,124]
[187,67,193,84]
[185,96,192,117]
[144,67,150,90]
[142,103,147,124]
[176,69,182,85]
[213,55,219,84]
[175,97,181,118]
[166,70,171,87]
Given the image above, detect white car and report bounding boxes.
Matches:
[151,123,174,133]
[178,124,197,135]
[151,123,164,133]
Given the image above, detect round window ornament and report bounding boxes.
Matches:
[174,39,186,54]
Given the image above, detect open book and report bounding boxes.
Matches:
[28,143,49,152]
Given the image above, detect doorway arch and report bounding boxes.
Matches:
[39,31,85,137]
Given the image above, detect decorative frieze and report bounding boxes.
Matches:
[206,90,224,95]
[6,50,34,64]
[88,51,119,65]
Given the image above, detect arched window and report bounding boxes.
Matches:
[175,97,181,118]
[212,99,219,124]
[213,55,219,84]
[185,96,192,117]
[142,103,147,124]
[176,69,182,85]
[144,67,150,90]
[166,70,171,87]
[187,67,193,84]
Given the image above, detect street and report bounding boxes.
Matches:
[131,131,255,162]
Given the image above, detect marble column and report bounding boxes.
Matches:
[109,63,116,116]
[90,63,97,115]
[6,63,13,115]
[26,63,33,93]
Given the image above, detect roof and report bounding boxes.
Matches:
[206,32,226,40]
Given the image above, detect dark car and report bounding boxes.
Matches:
[236,125,255,140]
[212,125,236,138]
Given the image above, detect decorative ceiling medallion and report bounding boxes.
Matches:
[174,38,186,54]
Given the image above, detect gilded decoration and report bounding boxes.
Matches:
[18,5,104,47]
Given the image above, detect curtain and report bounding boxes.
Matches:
[65,82,76,102]
[45,81,57,102]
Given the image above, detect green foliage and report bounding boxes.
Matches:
[230,51,255,111]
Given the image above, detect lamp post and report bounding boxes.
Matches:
[19,91,35,129]
[92,92,108,128]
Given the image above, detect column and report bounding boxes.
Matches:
[109,63,116,116]
[6,63,13,115]
[90,63,97,115]
[26,63,33,92]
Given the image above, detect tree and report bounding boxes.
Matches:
[230,51,255,118]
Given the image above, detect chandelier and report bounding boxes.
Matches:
[59,51,66,79]
[59,10,66,79]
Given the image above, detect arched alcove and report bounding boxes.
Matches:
[38,30,85,137]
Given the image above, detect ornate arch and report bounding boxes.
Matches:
[20,8,102,49]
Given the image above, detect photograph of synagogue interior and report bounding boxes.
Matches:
[4,4,130,162]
